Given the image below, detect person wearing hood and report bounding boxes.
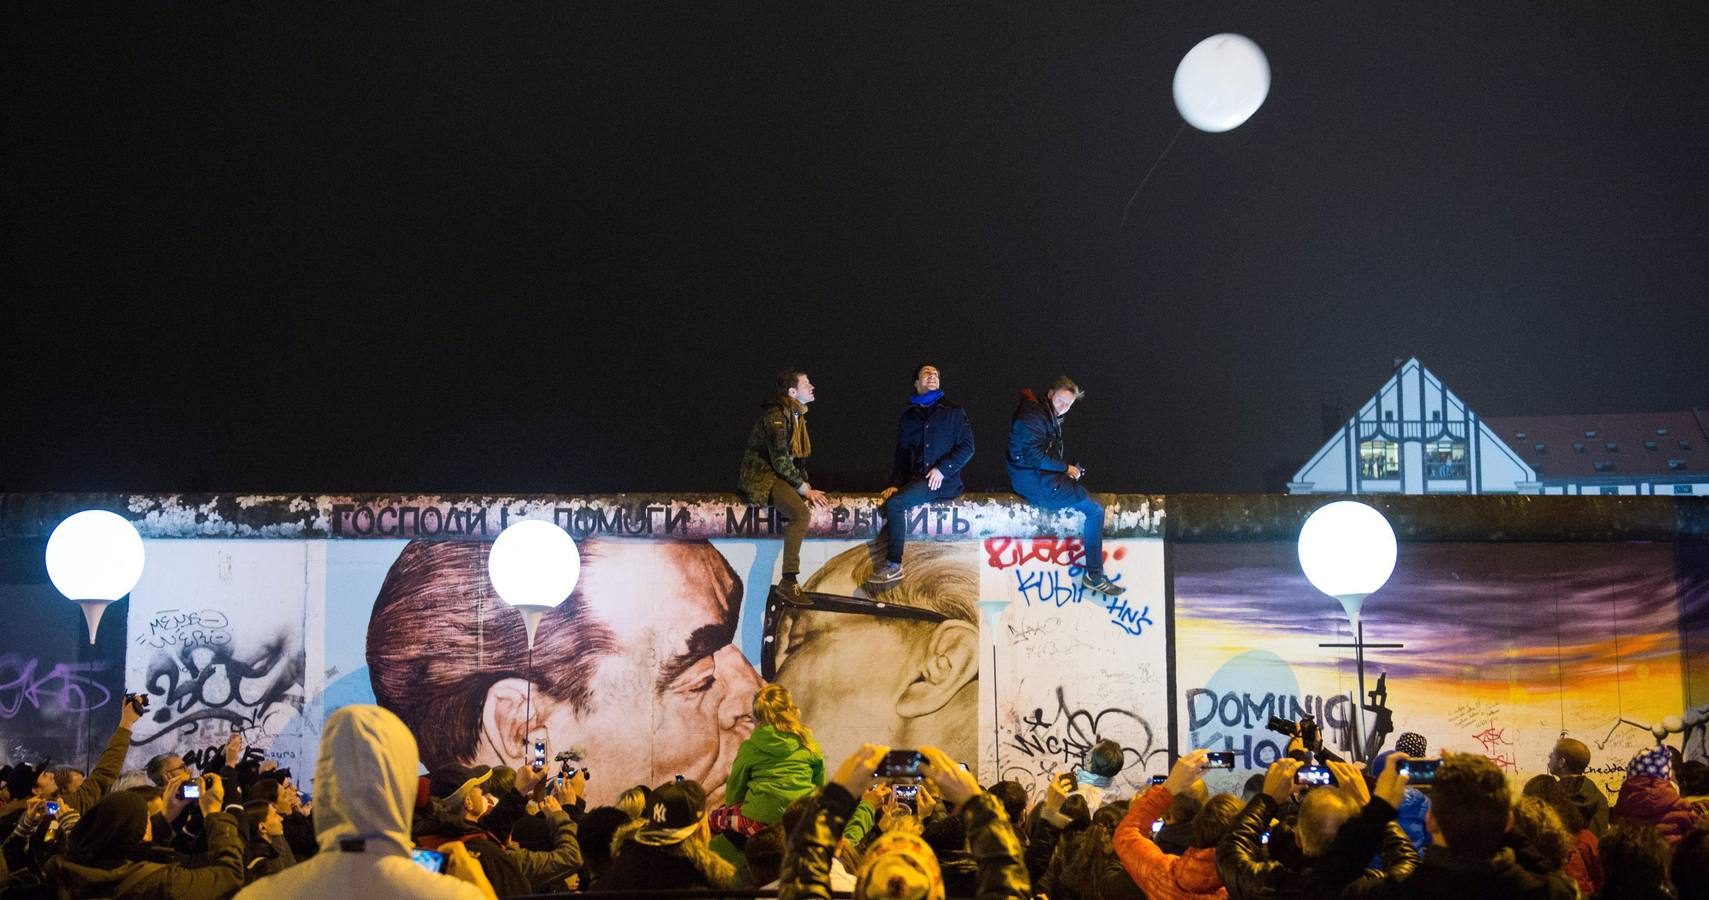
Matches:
[1005,376,1124,597]
[233,704,494,900]
[716,685,827,839]
[1114,749,1239,900]
[1610,745,1700,844]
[41,773,242,899]
[778,743,1029,900]
[738,369,832,607]
[1546,737,1610,837]
[602,779,741,891]
[869,364,974,586]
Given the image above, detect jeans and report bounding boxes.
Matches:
[1015,473,1106,575]
[882,477,962,564]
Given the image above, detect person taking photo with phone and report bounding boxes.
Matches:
[1112,749,1241,900]
[1215,754,1419,899]
[42,773,244,899]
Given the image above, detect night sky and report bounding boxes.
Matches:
[5,4,1707,496]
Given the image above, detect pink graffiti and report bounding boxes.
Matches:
[983,538,1126,571]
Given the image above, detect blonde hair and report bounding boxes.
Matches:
[753,684,818,753]
[1296,787,1361,857]
[617,786,649,820]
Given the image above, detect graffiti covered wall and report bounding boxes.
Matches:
[2,491,1704,812]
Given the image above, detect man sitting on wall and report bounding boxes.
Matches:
[738,369,832,606]
[1006,375,1124,596]
[870,363,974,586]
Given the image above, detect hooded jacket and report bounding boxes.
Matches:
[1558,774,1610,837]
[1612,774,1700,844]
[1006,389,1071,501]
[232,705,487,900]
[1112,785,1227,900]
[43,791,245,900]
[726,725,826,825]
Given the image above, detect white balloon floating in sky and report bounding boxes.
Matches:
[487,519,582,650]
[1172,33,1271,133]
[45,510,146,644]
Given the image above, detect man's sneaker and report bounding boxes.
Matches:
[1081,572,1126,596]
[867,562,905,585]
[773,580,812,607]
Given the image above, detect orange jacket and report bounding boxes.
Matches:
[1112,785,1228,900]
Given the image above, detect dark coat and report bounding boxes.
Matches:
[891,399,975,492]
[601,821,739,892]
[1216,793,1417,900]
[1560,774,1611,837]
[1325,797,1574,900]
[1007,390,1085,506]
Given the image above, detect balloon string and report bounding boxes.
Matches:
[1120,123,1188,229]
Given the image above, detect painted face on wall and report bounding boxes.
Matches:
[529,542,763,799]
[774,544,979,766]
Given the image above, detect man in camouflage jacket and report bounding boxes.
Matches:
[738,370,830,605]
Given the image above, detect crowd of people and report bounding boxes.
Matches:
[6,685,1709,898]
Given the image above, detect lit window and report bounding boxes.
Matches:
[1658,427,1671,436]
[1534,442,1547,453]
[1594,461,1615,472]
[1600,486,1619,495]
[1359,439,1400,479]
[1585,430,1598,438]
[1646,441,1658,450]
[1515,431,1528,440]
[1605,442,1618,452]
[1573,442,1586,453]
[1669,460,1688,471]
[1428,440,1467,479]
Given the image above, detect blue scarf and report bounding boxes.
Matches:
[909,389,944,407]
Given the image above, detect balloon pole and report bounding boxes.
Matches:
[1120,123,1187,229]
[76,600,109,646]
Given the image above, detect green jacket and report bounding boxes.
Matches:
[727,725,825,824]
[738,398,811,505]
[779,785,1030,900]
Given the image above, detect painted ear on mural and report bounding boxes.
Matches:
[895,620,979,719]
[480,677,544,769]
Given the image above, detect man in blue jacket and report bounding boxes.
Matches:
[869,364,975,585]
[1006,376,1124,596]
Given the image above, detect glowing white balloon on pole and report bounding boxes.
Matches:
[1172,33,1271,133]
[1297,500,1398,623]
[45,510,146,645]
[487,519,581,650]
